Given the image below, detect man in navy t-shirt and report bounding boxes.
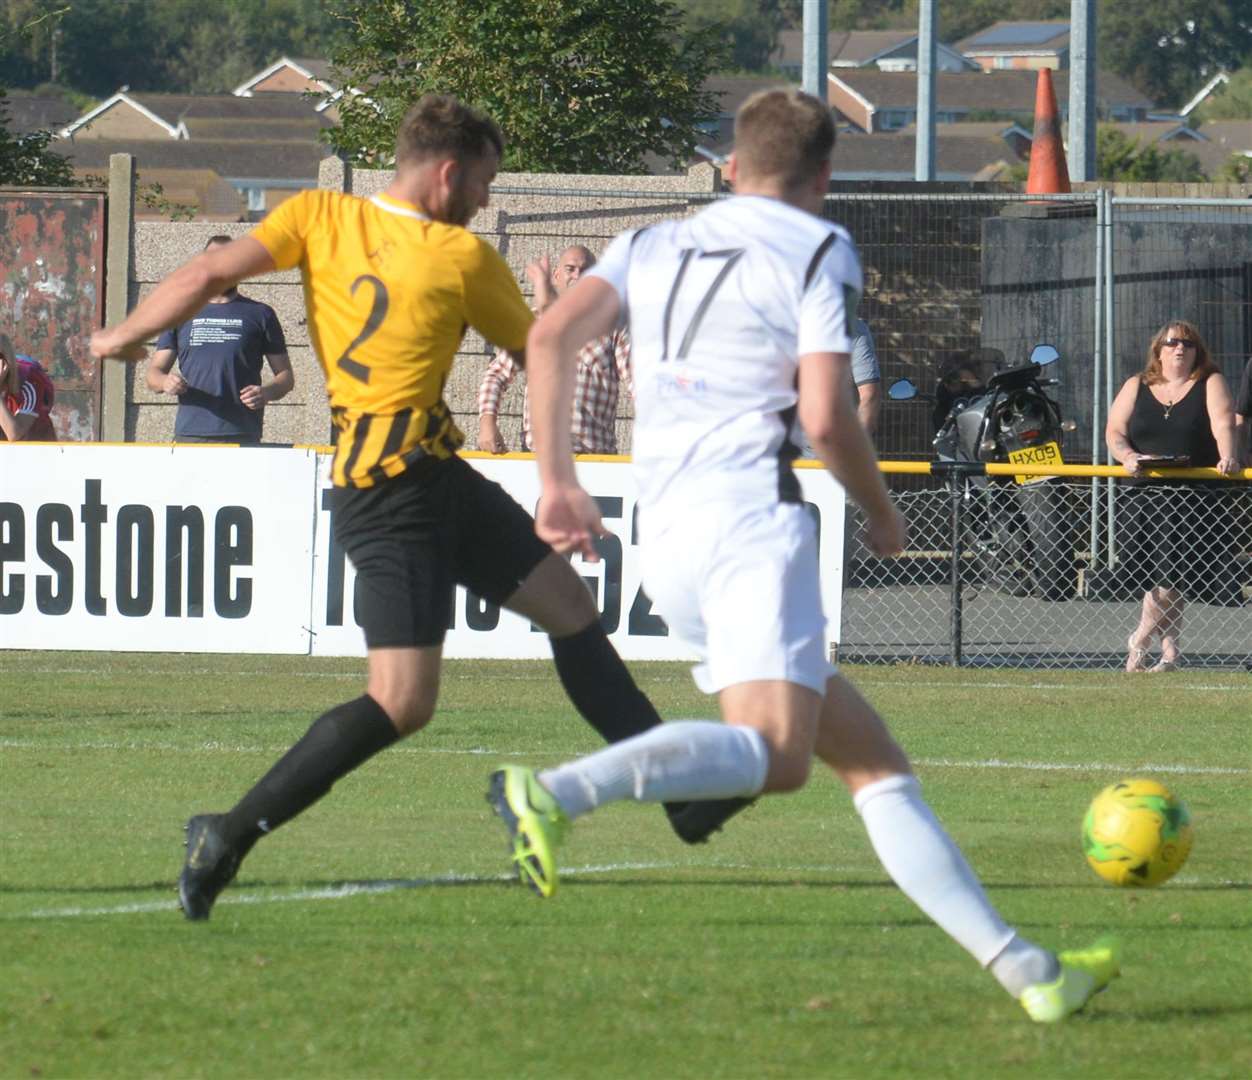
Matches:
[147,235,293,444]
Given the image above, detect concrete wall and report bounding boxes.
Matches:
[122,154,722,449]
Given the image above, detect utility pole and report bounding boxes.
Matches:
[915,0,936,180]
[1069,0,1097,181]
[802,0,828,104]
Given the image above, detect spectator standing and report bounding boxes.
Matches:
[849,318,881,437]
[146,235,293,445]
[477,245,631,454]
[0,336,56,441]
[1235,356,1252,466]
[1106,319,1240,673]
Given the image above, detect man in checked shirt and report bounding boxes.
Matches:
[477,245,631,454]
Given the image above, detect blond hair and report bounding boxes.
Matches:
[733,88,835,189]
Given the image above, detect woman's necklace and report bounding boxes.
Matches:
[1160,381,1189,419]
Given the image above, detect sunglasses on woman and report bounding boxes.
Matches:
[1161,338,1196,349]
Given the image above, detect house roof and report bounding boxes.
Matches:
[773,29,913,67]
[1195,119,1252,152]
[59,90,329,139]
[829,130,1024,180]
[829,69,1154,114]
[180,115,334,142]
[957,21,1070,55]
[232,56,337,97]
[290,58,335,83]
[55,138,332,181]
[772,29,977,70]
[128,93,329,122]
[72,165,245,219]
[2,92,80,135]
[705,75,801,116]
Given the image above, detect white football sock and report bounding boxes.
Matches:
[987,934,1060,997]
[539,720,769,821]
[854,773,1040,985]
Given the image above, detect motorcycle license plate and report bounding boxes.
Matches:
[1008,441,1063,484]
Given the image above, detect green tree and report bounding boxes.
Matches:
[327,0,726,175]
[1214,152,1252,182]
[673,0,783,72]
[0,87,74,185]
[1095,127,1207,181]
[1099,0,1252,109]
[1191,66,1252,123]
[0,0,337,95]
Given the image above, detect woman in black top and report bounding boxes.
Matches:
[1106,320,1240,672]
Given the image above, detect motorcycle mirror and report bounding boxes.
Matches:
[1030,343,1060,368]
[887,378,918,401]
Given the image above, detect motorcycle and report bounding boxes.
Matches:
[889,343,1078,601]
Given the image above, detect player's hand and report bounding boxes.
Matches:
[89,328,147,362]
[1216,455,1240,476]
[478,415,506,454]
[864,504,907,558]
[240,385,266,410]
[524,256,552,291]
[536,483,605,561]
[1122,451,1145,476]
[163,372,189,396]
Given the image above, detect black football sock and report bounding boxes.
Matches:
[549,622,752,839]
[221,695,399,855]
[549,621,663,742]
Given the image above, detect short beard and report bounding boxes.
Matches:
[443,181,476,228]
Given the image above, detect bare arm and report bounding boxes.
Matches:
[1206,373,1240,475]
[144,347,186,396]
[855,380,881,438]
[1105,376,1146,473]
[527,276,621,557]
[241,352,294,410]
[799,353,904,557]
[91,237,277,362]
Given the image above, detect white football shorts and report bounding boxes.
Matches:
[639,500,835,696]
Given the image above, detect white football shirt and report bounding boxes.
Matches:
[588,194,862,512]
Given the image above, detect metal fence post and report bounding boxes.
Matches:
[949,477,965,667]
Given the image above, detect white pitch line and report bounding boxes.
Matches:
[10,860,1249,922]
[8,667,1251,692]
[9,861,860,921]
[2,737,1248,776]
[913,757,1250,776]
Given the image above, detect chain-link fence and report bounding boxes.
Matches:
[479,182,1252,669]
[840,474,1251,669]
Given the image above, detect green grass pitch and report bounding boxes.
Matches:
[2,653,1249,1078]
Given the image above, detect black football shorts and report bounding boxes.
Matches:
[328,454,551,648]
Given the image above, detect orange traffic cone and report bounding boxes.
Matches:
[1025,68,1071,194]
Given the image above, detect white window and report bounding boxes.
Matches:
[245,187,266,212]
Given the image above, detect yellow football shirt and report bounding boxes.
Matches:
[251,188,533,487]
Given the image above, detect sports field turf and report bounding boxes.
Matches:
[2,652,1249,1078]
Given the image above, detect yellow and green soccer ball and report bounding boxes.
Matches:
[1082,779,1193,887]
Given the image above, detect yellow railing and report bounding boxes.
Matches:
[877,460,1252,481]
